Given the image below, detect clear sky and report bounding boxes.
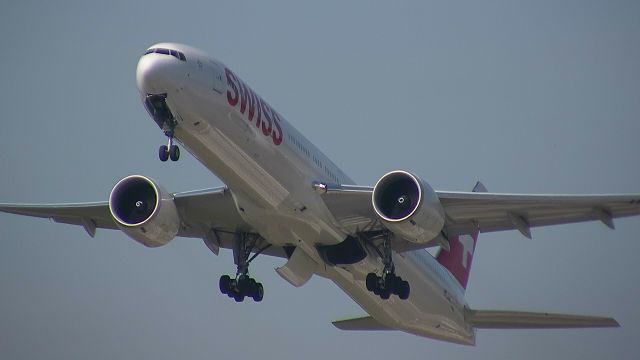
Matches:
[1,1,639,359]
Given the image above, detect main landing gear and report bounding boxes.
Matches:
[219,232,267,302]
[365,232,410,300]
[159,129,180,162]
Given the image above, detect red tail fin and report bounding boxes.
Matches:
[436,232,479,289]
[436,182,486,290]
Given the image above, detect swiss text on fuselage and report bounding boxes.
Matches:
[225,68,283,146]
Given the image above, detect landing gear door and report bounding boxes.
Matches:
[210,61,225,94]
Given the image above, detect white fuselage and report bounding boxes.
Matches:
[136,43,475,345]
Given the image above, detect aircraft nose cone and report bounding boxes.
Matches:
[136,53,182,95]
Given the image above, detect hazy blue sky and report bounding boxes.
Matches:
[1,1,639,359]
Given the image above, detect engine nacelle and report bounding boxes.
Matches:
[372,170,445,244]
[109,175,180,247]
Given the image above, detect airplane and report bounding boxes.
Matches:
[1,42,638,345]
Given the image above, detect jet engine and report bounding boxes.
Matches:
[372,170,445,244]
[109,175,180,247]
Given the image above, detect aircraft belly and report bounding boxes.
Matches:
[166,89,346,252]
[155,86,474,340]
[168,88,290,208]
[321,252,474,344]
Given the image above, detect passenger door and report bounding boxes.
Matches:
[210,61,225,94]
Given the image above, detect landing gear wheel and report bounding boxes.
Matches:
[372,284,381,296]
[247,279,264,300]
[160,126,178,163]
[364,231,411,301]
[236,275,250,294]
[380,290,391,300]
[219,275,231,295]
[366,273,377,292]
[221,277,262,303]
[252,283,264,302]
[233,292,245,302]
[385,274,398,294]
[169,145,180,161]
[159,145,169,162]
[218,232,270,303]
[398,280,410,300]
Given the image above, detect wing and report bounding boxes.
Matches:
[0,201,117,235]
[439,191,640,238]
[0,187,286,258]
[321,185,640,243]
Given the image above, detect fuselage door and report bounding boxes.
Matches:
[210,61,225,94]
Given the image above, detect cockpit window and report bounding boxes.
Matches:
[143,48,187,61]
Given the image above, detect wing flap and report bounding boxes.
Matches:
[172,187,248,237]
[467,309,620,329]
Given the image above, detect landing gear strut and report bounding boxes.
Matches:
[144,94,180,162]
[219,232,266,302]
[365,232,410,300]
[159,129,180,162]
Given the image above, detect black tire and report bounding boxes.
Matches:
[380,290,391,300]
[399,280,410,300]
[219,275,231,294]
[236,275,249,294]
[159,145,169,162]
[234,293,245,302]
[366,273,377,292]
[247,278,257,297]
[169,145,180,161]
[227,289,235,298]
[252,283,264,302]
[385,274,398,294]
[372,285,381,296]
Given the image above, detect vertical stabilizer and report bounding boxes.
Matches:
[436,181,486,290]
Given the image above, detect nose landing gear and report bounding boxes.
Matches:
[144,94,180,162]
[159,130,180,162]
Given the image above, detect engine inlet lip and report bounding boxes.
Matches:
[372,170,423,223]
[109,175,160,227]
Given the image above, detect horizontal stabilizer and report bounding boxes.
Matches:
[467,309,619,329]
[332,316,390,331]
